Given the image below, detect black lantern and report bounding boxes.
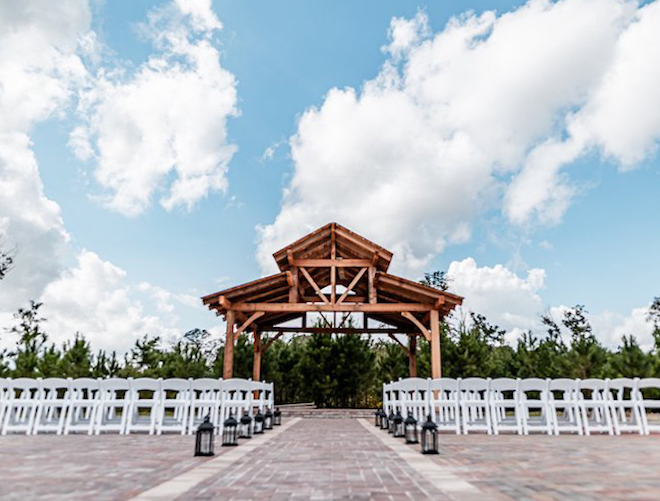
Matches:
[404,413,418,444]
[374,408,381,427]
[393,410,404,438]
[254,410,265,434]
[222,413,238,447]
[388,410,396,434]
[264,407,273,430]
[239,411,252,439]
[273,407,282,426]
[421,415,438,455]
[194,415,215,456]
[379,409,389,430]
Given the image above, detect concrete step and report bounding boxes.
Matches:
[279,408,376,419]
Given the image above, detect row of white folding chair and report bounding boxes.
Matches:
[386,377,660,435]
[1,377,274,436]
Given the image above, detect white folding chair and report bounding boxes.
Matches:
[33,378,71,435]
[637,377,660,434]
[189,378,223,434]
[0,378,10,429]
[157,378,191,435]
[608,378,644,435]
[382,382,392,415]
[1,378,41,435]
[126,378,161,435]
[428,378,461,434]
[578,378,616,435]
[96,378,131,434]
[250,380,266,413]
[65,378,101,435]
[459,378,492,434]
[263,382,275,412]
[518,378,552,435]
[398,377,429,424]
[222,379,254,423]
[547,378,582,435]
[489,378,521,435]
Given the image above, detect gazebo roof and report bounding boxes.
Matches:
[201,222,462,332]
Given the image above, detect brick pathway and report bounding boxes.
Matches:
[2,420,660,500]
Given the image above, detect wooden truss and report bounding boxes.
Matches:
[202,223,463,381]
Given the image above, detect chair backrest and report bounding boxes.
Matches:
[460,377,489,392]
[578,378,607,391]
[161,378,191,392]
[100,378,131,398]
[548,378,577,391]
[9,378,41,398]
[71,378,101,391]
[41,378,70,399]
[637,377,660,390]
[429,378,459,392]
[490,378,518,392]
[130,377,161,399]
[518,378,549,393]
[223,378,253,393]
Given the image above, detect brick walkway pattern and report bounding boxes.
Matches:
[2,420,660,500]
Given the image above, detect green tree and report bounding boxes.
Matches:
[6,301,48,377]
[59,334,92,377]
[562,305,607,379]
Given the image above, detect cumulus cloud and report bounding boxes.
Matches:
[447,258,546,343]
[73,0,238,216]
[258,0,660,274]
[0,0,90,309]
[39,251,204,354]
[0,0,231,353]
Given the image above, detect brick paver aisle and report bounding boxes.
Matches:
[177,418,451,501]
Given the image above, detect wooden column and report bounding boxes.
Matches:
[223,310,235,379]
[430,309,441,379]
[252,328,262,382]
[408,334,417,377]
[368,266,377,304]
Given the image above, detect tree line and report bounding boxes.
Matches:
[3,298,660,408]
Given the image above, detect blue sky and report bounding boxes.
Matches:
[1,0,659,353]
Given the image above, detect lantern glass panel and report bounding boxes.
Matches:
[273,407,282,426]
[388,411,396,433]
[380,411,389,430]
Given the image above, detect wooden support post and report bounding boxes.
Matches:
[223,310,235,379]
[252,328,262,382]
[368,266,377,304]
[408,334,417,377]
[288,267,299,303]
[430,309,441,379]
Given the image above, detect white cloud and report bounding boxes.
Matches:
[73,0,238,216]
[447,257,546,343]
[258,0,660,274]
[39,251,194,354]
[0,0,226,354]
[0,0,90,310]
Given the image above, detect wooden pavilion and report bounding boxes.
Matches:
[202,223,463,381]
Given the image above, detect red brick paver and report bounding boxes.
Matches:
[2,421,660,500]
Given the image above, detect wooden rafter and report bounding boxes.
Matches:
[299,266,331,305]
[387,333,410,356]
[401,311,430,341]
[337,267,367,304]
[234,311,265,339]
